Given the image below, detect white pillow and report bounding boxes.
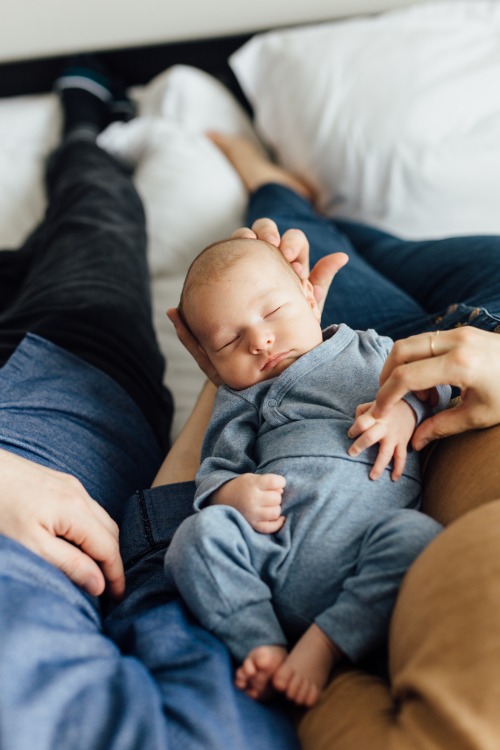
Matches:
[230,0,500,239]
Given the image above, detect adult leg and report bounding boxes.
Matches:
[106,481,299,750]
[211,134,431,337]
[248,186,434,337]
[0,535,170,750]
[1,527,296,750]
[0,139,172,447]
[213,134,500,337]
[336,220,500,333]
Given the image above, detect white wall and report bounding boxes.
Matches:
[1,0,434,63]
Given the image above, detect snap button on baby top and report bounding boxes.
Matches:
[267,399,277,407]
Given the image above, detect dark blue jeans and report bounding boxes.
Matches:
[248,184,500,338]
[0,139,172,449]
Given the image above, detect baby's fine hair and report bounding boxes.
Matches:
[178,237,298,326]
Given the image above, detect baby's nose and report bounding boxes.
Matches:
[248,328,274,353]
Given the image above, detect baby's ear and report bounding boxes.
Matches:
[301,278,321,321]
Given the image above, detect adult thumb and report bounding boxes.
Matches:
[412,408,467,451]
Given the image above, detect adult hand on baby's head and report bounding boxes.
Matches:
[374,327,500,449]
[167,308,222,385]
[169,219,348,382]
[233,218,348,315]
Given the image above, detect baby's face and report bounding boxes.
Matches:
[186,243,323,390]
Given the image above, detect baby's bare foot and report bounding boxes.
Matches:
[273,624,343,707]
[208,132,315,200]
[235,644,287,700]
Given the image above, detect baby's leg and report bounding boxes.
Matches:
[164,505,289,697]
[273,624,343,707]
[314,509,442,663]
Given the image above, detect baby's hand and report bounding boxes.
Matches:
[347,400,416,481]
[211,473,286,533]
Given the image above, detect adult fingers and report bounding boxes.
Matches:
[167,308,221,384]
[167,307,197,352]
[309,253,349,313]
[279,228,310,278]
[37,533,108,596]
[411,403,481,450]
[231,226,258,240]
[378,332,448,386]
[374,356,454,419]
[86,493,120,536]
[251,217,281,247]
[51,506,125,599]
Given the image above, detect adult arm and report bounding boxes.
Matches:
[151,379,217,486]
[373,327,500,449]
[0,448,124,598]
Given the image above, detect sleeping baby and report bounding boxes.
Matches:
[164,237,448,706]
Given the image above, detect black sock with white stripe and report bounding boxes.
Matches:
[55,56,135,139]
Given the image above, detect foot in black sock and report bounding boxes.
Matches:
[55,54,136,139]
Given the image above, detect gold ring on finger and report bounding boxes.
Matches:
[429,330,440,357]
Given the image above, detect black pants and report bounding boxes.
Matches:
[0,139,172,449]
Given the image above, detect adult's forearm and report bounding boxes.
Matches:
[151,380,217,487]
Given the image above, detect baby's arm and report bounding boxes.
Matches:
[347,399,417,481]
[348,331,452,480]
[195,388,286,532]
[210,473,286,533]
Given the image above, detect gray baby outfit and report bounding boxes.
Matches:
[165,325,448,663]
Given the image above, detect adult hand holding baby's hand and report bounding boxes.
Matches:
[211,473,286,533]
[374,327,500,449]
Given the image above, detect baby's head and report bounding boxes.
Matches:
[179,238,322,390]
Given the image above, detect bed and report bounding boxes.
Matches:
[3,0,500,440]
[2,2,500,748]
